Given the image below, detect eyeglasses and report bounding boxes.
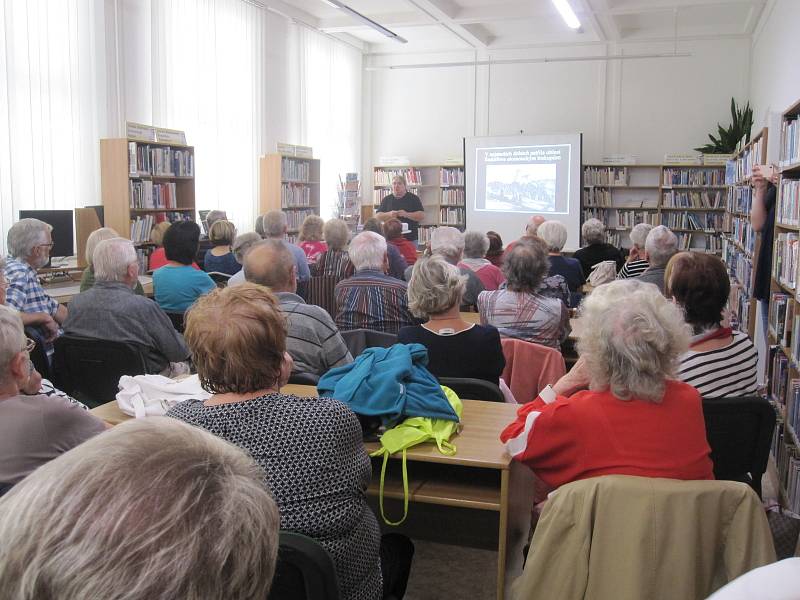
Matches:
[23,338,36,353]
[36,242,54,249]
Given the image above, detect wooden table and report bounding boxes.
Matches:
[45,275,154,304]
[90,383,532,599]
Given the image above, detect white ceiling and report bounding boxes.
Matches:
[270,0,767,54]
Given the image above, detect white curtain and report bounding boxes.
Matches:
[297,28,362,219]
[0,0,109,255]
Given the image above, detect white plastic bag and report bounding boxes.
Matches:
[587,260,618,287]
[116,373,210,419]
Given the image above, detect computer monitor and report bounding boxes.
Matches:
[17,209,75,258]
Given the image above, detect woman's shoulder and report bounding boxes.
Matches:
[664,379,703,401]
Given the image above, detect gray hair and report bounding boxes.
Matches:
[349,231,386,271]
[581,218,605,245]
[7,218,51,260]
[503,237,549,293]
[255,215,267,238]
[0,417,280,600]
[430,227,465,263]
[262,211,287,238]
[244,240,294,288]
[93,238,137,283]
[537,221,568,252]
[205,209,227,228]
[463,231,489,259]
[407,255,466,318]
[0,305,25,385]
[645,225,678,268]
[232,232,262,264]
[323,219,350,251]
[629,223,654,250]
[577,279,690,402]
[84,227,119,267]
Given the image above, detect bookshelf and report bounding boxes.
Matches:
[373,164,465,244]
[259,153,321,244]
[100,138,196,272]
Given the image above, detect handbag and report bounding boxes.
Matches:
[587,260,618,286]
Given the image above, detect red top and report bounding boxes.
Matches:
[148,247,200,271]
[500,380,714,488]
[299,240,328,264]
[389,237,418,266]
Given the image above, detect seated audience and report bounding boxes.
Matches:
[335,231,416,334]
[459,231,505,291]
[261,210,311,283]
[536,220,585,298]
[298,214,328,264]
[0,305,105,486]
[500,279,714,489]
[363,217,407,280]
[617,222,654,279]
[0,417,280,600]
[485,231,504,267]
[638,225,678,293]
[666,252,758,398]
[505,216,545,254]
[245,240,352,376]
[64,238,189,374]
[478,238,568,348]
[430,227,485,309]
[4,218,67,345]
[167,284,413,600]
[385,218,418,267]
[203,219,240,275]
[227,231,262,287]
[398,256,504,385]
[313,218,354,279]
[572,218,624,278]
[196,209,227,269]
[80,227,144,295]
[148,221,202,271]
[153,220,216,313]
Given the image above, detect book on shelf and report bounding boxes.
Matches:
[661,212,725,231]
[285,209,317,230]
[661,190,723,208]
[728,186,753,215]
[128,142,194,177]
[374,168,423,186]
[281,158,311,182]
[731,217,756,255]
[616,210,660,228]
[662,168,725,187]
[439,206,464,225]
[440,167,464,186]
[770,293,794,347]
[734,137,764,182]
[582,188,612,207]
[773,232,799,290]
[778,179,800,226]
[441,188,465,206]
[281,183,313,207]
[129,181,177,210]
[781,115,799,168]
[583,166,628,186]
[770,345,790,406]
[130,212,192,244]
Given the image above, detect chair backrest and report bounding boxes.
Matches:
[500,338,566,403]
[702,396,775,498]
[438,377,505,402]
[0,482,14,498]
[305,274,339,318]
[267,531,340,600]
[207,271,231,287]
[340,329,398,357]
[53,335,148,408]
[24,326,52,381]
[164,311,186,333]
[288,371,320,386]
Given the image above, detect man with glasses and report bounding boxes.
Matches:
[4,218,68,347]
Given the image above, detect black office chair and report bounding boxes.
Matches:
[0,482,14,498]
[53,335,148,408]
[207,271,231,287]
[702,396,776,498]
[288,372,320,386]
[164,311,186,334]
[267,531,340,600]
[340,329,397,357]
[24,326,52,381]
[438,377,505,403]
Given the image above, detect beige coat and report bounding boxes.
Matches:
[511,475,776,600]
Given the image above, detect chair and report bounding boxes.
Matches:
[53,335,148,408]
[288,372,320,386]
[500,338,566,404]
[206,271,231,287]
[305,274,339,318]
[702,396,775,498]
[267,531,340,600]
[438,377,505,402]
[24,326,52,381]
[164,311,186,333]
[0,482,14,498]
[340,329,397,357]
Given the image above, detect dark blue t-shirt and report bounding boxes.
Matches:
[203,250,242,276]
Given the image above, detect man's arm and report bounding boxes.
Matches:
[19,312,59,342]
[396,210,424,222]
[751,164,774,232]
[54,303,68,324]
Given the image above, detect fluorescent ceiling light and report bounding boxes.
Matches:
[320,0,407,43]
[551,0,581,30]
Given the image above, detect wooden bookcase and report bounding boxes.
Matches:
[259,153,320,244]
[100,138,196,270]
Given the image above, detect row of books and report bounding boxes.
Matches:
[135,248,149,276]
[582,208,607,225]
[777,178,800,226]
[661,190,724,209]
[662,168,725,187]
[773,232,799,290]
[374,168,423,186]
[661,212,726,231]
[727,186,753,215]
[285,209,317,230]
[786,379,800,449]
[734,136,764,183]
[605,231,622,247]
[771,345,791,406]
[728,280,750,334]
[723,236,754,293]
[440,168,464,186]
[281,183,313,207]
[129,181,177,210]
[128,143,194,177]
[771,419,800,516]
[583,167,629,186]
[441,188,465,206]
[281,158,312,182]
[582,188,612,207]
[130,212,192,244]
[617,210,660,228]
[439,207,464,225]
[770,293,795,349]
[781,116,800,168]
[731,217,756,256]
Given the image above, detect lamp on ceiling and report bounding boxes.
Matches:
[551,0,582,30]
[319,0,408,43]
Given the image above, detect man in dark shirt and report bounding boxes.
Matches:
[376,175,425,244]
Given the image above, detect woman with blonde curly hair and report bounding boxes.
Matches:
[298,214,327,264]
[501,279,713,489]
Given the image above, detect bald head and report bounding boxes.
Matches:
[526,215,546,236]
[243,240,296,292]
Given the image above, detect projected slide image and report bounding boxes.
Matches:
[485,163,556,212]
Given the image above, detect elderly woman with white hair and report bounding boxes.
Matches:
[260,210,311,283]
[399,256,505,385]
[226,231,263,287]
[459,231,505,291]
[80,227,145,295]
[0,417,281,598]
[637,225,678,293]
[500,279,714,489]
[429,226,485,309]
[572,218,624,278]
[313,218,354,280]
[0,305,106,488]
[618,222,654,279]
[536,220,585,299]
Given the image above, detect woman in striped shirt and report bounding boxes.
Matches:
[666,252,758,398]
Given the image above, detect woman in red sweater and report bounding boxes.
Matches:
[501,279,714,489]
[385,218,418,266]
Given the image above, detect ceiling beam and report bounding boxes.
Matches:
[318,11,433,33]
[404,0,494,48]
[583,0,621,42]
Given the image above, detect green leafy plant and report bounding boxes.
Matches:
[694,98,753,154]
